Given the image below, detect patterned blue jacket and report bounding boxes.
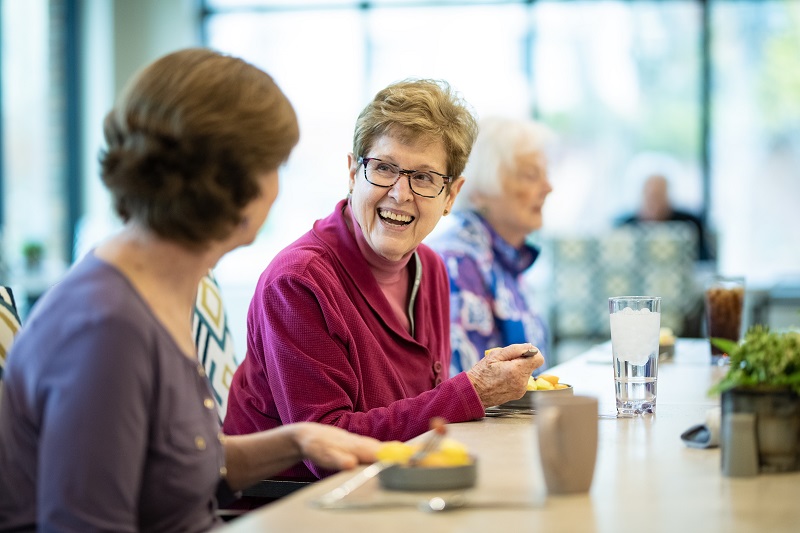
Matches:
[428,211,548,375]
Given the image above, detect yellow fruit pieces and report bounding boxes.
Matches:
[526,374,569,391]
[659,327,676,346]
[535,377,555,390]
[376,441,416,464]
[539,374,559,385]
[376,438,472,467]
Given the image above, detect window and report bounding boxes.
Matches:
[710,1,800,283]
[203,1,715,346]
[533,1,702,233]
[1,0,75,316]
[204,0,707,248]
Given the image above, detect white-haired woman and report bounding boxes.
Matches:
[428,116,555,375]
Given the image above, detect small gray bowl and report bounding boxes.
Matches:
[378,459,478,492]
[500,384,574,409]
[659,343,675,360]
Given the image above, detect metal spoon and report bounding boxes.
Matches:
[419,495,540,512]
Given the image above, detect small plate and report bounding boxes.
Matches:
[378,460,478,492]
[499,385,574,409]
[659,344,675,360]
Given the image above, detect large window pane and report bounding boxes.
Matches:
[207,10,364,263]
[534,1,703,234]
[1,0,68,315]
[204,0,709,350]
[366,4,530,118]
[711,0,800,284]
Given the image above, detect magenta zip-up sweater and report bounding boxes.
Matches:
[224,200,485,479]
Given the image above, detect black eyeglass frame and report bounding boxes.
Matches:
[358,156,453,198]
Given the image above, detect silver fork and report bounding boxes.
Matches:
[408,417,446,466]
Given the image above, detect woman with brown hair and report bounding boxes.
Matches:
[0,48,378,532]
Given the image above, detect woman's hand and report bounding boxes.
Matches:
[223,423,380,490]
[465,343,545,408]
[291,422,381,471]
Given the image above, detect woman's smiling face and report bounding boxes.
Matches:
[348,134,462,262]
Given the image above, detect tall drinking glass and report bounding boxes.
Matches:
[704,276,745,365]
[609,296,661,416]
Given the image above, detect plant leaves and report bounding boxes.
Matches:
[710,337,738,356]
[708,326,800,395]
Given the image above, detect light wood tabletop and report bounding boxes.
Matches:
[216,339,800,533]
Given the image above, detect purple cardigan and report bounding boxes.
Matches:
[0,254,224,532]
[224,200,485,479]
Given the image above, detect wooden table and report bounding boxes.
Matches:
[217,339,800,533]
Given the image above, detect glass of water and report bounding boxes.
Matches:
[609,296,662,416]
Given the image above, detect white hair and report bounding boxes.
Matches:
[454,116,556,212]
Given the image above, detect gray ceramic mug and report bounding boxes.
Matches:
[534,394,599,495]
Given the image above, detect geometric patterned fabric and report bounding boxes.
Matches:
[0,286,22,385]
[192,271,239,424]
[549,222,699,339]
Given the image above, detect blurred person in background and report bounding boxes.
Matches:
[427,116,555,375]
[617,159,713,262]
[224,80,545,480]
[0,48,379,533]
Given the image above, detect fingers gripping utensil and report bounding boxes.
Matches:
[487,345,538,365]
[521,347,539,358]
[408,417,447,466]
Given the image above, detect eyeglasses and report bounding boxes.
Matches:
[358,157,452,198]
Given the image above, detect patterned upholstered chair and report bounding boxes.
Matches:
[193,273,310,514]
[0,286,22,395]
[550,222,700,343]
[193,272,239,424]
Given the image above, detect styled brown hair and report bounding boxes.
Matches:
[352,79,477,180]
[100,48,299,247]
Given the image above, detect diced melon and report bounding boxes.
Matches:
[418,439,472,467]
[539,374,560,385]
[376,441,415,464]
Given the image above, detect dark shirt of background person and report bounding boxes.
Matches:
[617,174,713,261]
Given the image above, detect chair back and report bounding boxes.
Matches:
[550,222,699,340]
[0,286,22,389]
[193,272,239,424]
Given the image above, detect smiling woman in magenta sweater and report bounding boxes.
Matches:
[223,79,545,480]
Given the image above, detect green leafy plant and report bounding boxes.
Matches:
[22,241,44,265]
[709,325,800,395]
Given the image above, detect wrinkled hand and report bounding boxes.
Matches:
[293,423,381,471]
[466,343,545,408]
